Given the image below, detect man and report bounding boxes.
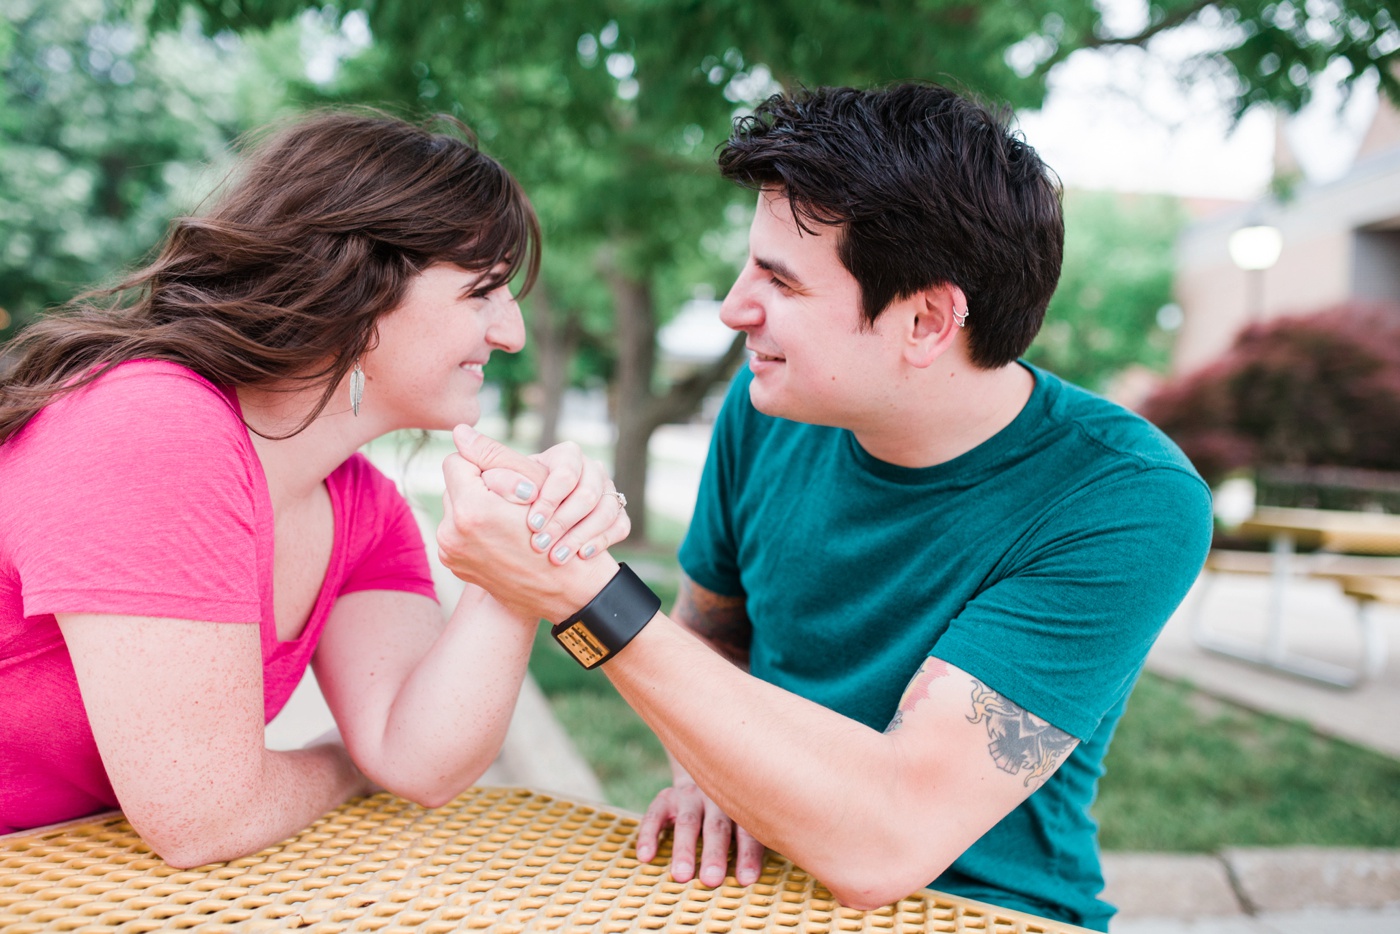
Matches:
[438,83,1212,931]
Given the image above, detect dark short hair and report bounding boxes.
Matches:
[718,83,1063,369]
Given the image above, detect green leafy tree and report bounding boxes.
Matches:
[1026,190,1184,391]
[0,0,310,348]
[17,0,1395,537]
[1140,302,1400,486]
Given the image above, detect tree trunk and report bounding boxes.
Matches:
[606,266,659,543]
[527,284,579,451]
[603,257,748,545]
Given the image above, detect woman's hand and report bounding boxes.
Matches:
[456,426,630,566]
[523,437,631,565]
[439,428,620,623]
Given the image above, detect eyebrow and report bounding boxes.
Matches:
[754,255,804,289]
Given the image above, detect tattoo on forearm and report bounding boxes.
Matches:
[884,658,951,734]
[966,680,1077,788]
[674,576,752,666]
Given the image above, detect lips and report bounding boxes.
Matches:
[747,346,784,363]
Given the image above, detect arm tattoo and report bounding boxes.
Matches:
[966,680,1077,788]
[673,575,752,668]
[884,658,950,734]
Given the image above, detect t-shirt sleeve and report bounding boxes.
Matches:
[677,372,751,598]
[14,366,262,623]
[932,467,1214,742]
[336,457,437,601]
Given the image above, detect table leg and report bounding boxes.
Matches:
[1263,532,1293,664]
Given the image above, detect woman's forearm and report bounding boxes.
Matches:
[359,588,536,805]
[140,740,368,869]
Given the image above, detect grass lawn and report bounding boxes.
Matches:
[1094,674,1400,850]
[532,534,1400,849]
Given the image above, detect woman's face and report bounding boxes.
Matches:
[361,262,525,431]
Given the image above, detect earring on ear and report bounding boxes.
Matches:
[349,359,365,416]
[953,304,970,328]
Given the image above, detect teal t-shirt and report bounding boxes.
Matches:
[679,363,1213,930]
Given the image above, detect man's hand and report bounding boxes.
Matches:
[438,427,619,623]
[453,425,630,565]
[636,775,765,887]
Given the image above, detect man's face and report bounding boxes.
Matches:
[719,189,907,429]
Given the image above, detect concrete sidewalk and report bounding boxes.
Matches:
[1096,572,1400,930]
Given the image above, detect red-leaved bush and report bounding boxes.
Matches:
[1139,302,1400,487]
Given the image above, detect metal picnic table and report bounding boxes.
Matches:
[1193,505,1400,687]
[0,785,1093,933]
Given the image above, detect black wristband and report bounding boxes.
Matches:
[550,563,661,669]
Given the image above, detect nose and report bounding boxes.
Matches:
[719,262,763,333]
[487,287,526,354]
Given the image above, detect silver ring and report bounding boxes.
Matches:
[605,490,628,509]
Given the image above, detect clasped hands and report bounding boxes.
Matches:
[436,424,764,888]
[437,425,625,624]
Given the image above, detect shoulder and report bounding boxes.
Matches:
[81,359,236,413]
[6,360,250,473]
[54,360,243,442]
[330,453,409,509]
[1008,367,1214,556]
[1035,365,1204,481]
[329,453,419,540]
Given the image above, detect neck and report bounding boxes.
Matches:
[851,361,1035,469]
[236,383,390,507]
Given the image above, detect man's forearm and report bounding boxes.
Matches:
[604,613,964,909]
[670,575,751,670]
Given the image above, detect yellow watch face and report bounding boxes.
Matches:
[556,620,608,668]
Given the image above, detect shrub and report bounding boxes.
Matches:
[1140,302,1400,487]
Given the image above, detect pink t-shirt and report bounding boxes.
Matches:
[0,361,437,834]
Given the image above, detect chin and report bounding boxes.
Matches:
[414,409,479,433]
[747,382,793,420]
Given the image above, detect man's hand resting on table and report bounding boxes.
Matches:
[637,769,765,887]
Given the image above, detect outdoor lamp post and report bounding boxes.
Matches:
[1227,223,1283,321]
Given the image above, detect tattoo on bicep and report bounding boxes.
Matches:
[966,680,1077,788]
[674,576,752,666]
[883,658,951,734]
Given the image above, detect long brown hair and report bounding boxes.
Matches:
[0,108,540,443]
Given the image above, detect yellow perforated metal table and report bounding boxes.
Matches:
[0,786,1091,933]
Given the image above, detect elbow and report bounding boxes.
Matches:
[137,824,247,870]
[827,883,920,913]
[124,794,273,869]
[157,844,226,871]
[824,867,944,913]
[373,761,489,811]
[402,786,459,810]
[816,842,953,912]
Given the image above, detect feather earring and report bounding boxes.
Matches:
[349,360,365,416]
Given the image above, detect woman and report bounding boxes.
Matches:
[0,110,626,865]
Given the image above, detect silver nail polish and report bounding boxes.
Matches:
[552,545,570,562]
[532,532,551,549]
[581,544,596,559]
[529,513,545,530]
[516,480,535,500]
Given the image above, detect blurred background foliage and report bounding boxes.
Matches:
[4,0,1400,535]
[1025,190,1184,389]
[0,0,303,336]
[1141,301,1400,486]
